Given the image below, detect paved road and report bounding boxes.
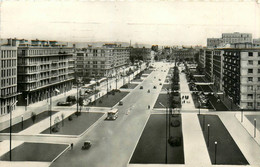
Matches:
[50,62,172,167]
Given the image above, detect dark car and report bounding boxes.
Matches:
[82,141,91,150]
[153,86,157,89]
[57,101,73,106]
[140,86,143,89]
[119,101,123,105]
[159,83,162,85]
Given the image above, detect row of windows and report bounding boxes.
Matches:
[248,60,260,65]
[1,69,16,77]
[1,78,16,87]
[19,48,74,56]
[0,86,16,96]
[247,94,260,99]
[1,59,16,68]
[247,102,260,107]
[1,50,16,58]
[247,85,260,90]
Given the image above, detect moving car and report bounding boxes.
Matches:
[82,141,91,150]
[119,101,123,105]
[140,86,143,89]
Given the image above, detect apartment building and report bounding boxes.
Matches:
[204,49,213,82]
[0,45,19,116]
[212,50,224,91]
[75,44,130,81]
[16,40,75,105]
[173,48,197,62]
[222,49,260,110]
[222,32,252,44]
[207,38,223,48]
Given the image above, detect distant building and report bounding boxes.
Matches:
[173,48,197,62]
[207,38,223,48]
[204,49,213,82]
[129,47,151,63]
[75,44,130,81]
[0,45,19,115]
[253,38,260,47]
[222,32,252,44]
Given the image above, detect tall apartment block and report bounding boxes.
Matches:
[76,44,130,81]
[0,45,19,116]
[212,49,224,92]
[204,49,213,82]
[15,39,75,105]
[222,49,260,110]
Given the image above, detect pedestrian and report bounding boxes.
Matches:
[71,143,73,150]
[148,105,150,109]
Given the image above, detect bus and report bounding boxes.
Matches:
[106,108,118,120]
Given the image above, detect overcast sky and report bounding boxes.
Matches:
[0,0,259,46]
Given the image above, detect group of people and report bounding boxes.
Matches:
[182,95,190,104]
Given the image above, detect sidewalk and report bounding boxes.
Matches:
[182,113,211,165]
[178,68,195,111]
[219,113,260,166]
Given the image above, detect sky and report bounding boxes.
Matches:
[0,0,259,46]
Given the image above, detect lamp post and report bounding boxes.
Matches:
[25,97,28,112]
[254,118,256,138]
[77,77,83,115]
[159,102,168,164]
[241,107,243,123]
[49,88,60,134]
[229,96,233,110]
[9,100,18,161]
[116,69,118,90]
[214,141,218,164]
[198,101,201,115]
[207,124,210,147]
[21,115,23,130]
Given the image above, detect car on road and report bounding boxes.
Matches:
[153,86,157,89]
[119,101,123,105]
[159,79,161,81]
[82,141,91,150]
[57,101,73,106]
[159,83,162,85]
[140,86,143,89]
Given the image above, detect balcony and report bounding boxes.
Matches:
[0,92,21,99]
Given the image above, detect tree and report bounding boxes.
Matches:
[31,112,36,124]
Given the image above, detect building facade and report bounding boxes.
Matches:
[207,38,223,48]
[222,32,252,44]
[222,49,260,110]
[204,49,213,82]
[173,48,197,62]
[76,44,130,81]
[17,41,75,105]
[212,50,224,91]
[0,46,18,116]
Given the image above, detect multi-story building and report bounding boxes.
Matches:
[253,38,260,47]
[0,45,19,116]
[207,38,223,48]
[198,49,206,71]
[222,32,252,44]
[75,44,130,81]
[173,48,197,62]
[222,49,260,110]
[212,49,224,91]
[16,39,75,105]
[204,49,213,82]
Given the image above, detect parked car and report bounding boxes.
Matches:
[140,86,143,89]
[159,83,162,85]
[119,101,123,105]
[153,86,157,89]
[57,101,73,106]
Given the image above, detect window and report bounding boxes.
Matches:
[248,69,253,73]
[248,52,253,57]
[258,52,260,57]
[248,94,253,99]
[258,61,260,65]
[258,77,260,82]
[247,102,253,107]
[258,86,260,90]
[248,77,253,82]
[248,85,253,90]
[258,94,260,99]
[248,60,253,65]
[258,69,260,73]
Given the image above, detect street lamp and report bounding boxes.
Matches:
[76,77,83,115]
[254,118,256,138]
[159,102,168,164]
[49,88,60,134]
[229,96,233,110]
[241,107,243,123]
[198,101,201,115]
[21,115,23,130]
[8,100,18,161]
[207,124,210,147]
[214,141,218,164]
